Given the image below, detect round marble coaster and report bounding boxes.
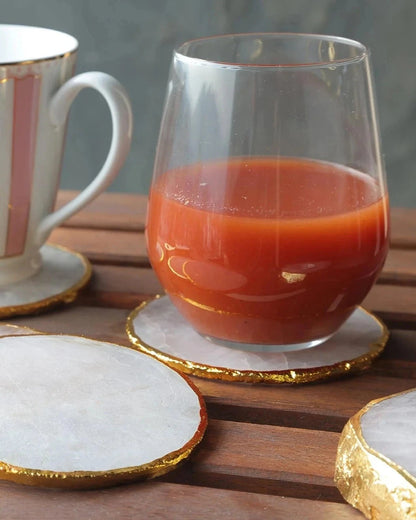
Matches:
[335,388,416,519]
[126,296,389,384]
[0,331,207,489]
[0,244,91,319]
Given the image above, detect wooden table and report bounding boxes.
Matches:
[1,191,416,519]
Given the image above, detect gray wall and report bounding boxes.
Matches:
[1,0,416,206]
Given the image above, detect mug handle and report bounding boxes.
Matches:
[35,71,133,246]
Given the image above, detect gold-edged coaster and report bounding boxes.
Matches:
[335,388,416,519]
[126,295,388,384]
[0,328,207,489]
[0,244,91,319]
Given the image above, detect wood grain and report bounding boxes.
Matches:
[390,207,416,249]
[49,229,149,266]
[167,419,342,501]
[0,481,362,520]
[380,249,416,285]
[55,190,147,231]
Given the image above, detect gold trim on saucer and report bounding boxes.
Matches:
[126,296,389,384]
[0,244,91,319]
[335,389,416,519]
[0,330,208,489]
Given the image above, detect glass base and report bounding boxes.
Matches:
[203,333,332,353]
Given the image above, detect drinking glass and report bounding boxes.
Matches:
[146,33,389,352]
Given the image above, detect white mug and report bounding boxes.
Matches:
[0,24,133,286]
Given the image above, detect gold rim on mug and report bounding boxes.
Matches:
[0,244,92,319]
[0,49,77,68]
[0,329,208,489]
[126,296,389,384]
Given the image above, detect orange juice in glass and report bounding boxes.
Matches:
[146,34,389,352]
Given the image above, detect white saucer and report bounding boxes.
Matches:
[0,329,207,489]
[0,244,91,319]
[126,296,389,384]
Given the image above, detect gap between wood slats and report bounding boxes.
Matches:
[202,373,415,432]
[161,419,343,503]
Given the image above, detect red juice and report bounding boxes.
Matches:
[146,157,389,345]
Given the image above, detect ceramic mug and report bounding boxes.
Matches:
[0,24,132,286]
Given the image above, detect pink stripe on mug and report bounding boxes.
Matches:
[5,75,41,257]
[0,25,132,287]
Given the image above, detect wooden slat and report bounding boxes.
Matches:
[391,207,416,249]
[5,306,132,346]
[48,229,149,266]
[0,480,361,520]
[382,329,416,360]
[55,190,147,231]
[363,284,416,328]
[380,248,416,285]
[167,419,342,501]
[90,265,162,296]
[78,265,161,308]
[199,374,415,432]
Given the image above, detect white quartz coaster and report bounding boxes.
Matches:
[361,390,416,477]
[0,244,91,318]
[335,389,416,519]
[0,332,207,488]
[127,296,388,384]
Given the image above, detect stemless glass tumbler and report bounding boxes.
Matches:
[146,34,389,352]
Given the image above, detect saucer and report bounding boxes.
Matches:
[126,296,389,384]
[0,244,91,319]
[0,329,207,489]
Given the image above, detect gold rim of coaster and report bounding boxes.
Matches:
[0,244,91,319]
[126,296,389,384]
[0,329,208,489]
[335,389,416,519]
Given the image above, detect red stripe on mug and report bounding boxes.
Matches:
[5,75,41,257]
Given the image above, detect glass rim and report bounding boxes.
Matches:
[174,32,368,70]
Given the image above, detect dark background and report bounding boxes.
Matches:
[1,0,415,206]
